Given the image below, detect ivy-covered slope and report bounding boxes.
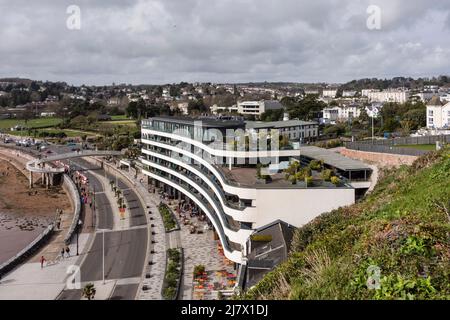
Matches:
[243,149,450,300]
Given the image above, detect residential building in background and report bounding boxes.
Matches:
[367,89,411,103]
[237,100,283,117]
[246,119,318,141]
[427,96,450,130]
[322,104,362,124]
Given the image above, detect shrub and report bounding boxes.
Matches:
[305,176,313,187]
[162,248,182,300]
[163,287,177,300]
[159,204,177,231]
[330,176,340,186]
[321,169,334,181]
[251,235,273,242]
[309,160,324,171]
[194,265,206,277]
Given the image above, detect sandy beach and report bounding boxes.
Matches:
[0,159,72,264]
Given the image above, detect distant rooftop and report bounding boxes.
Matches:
[245,120,317,129]
[428,96,443,106]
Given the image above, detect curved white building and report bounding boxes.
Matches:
[141,117,368,264]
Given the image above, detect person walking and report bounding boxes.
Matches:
[60,248,65,259]
[65,246,70,258]
[40,256,46,269]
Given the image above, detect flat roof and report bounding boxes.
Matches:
[148,116,245,128]
[246,120,318,129]
[299,146,371,171]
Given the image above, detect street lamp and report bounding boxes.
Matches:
[97,228,110,285]
[76,219,83,256]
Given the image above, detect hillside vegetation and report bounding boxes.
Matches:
[243,149,450,300]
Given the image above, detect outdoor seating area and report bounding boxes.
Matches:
[192,269,237,300]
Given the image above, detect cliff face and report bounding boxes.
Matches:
[243,149,450,300]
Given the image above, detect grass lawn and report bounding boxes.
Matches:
[8,128,98,138]
[0,117,63,130]
[110,115,130,121]
[103,120,136,127]
[395,144,437,151]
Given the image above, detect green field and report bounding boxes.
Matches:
[103,120,136,127]
[110,115,130,121]
[0,117,63,130]
[8,128,98,138]
[395,144,437,151]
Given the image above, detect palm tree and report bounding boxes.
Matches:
[82,283,96,300]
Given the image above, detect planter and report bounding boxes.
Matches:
[158,203,180,232]
[161,248,183,300]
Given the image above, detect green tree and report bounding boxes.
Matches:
[82,283,96,300]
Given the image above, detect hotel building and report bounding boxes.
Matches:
[140,116,372,266]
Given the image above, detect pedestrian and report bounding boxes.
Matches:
[40,256,46,269]
[60,248,65,259]
[56,219,61,229]
[65,246,70,258]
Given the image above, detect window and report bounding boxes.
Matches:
[428,110,434,116]
[429,118,434,124]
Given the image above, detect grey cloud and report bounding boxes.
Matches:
[0,0,449,85]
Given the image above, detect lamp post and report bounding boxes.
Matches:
[76,219,83,256]
[97,228,109,285]
[91,186,96,228]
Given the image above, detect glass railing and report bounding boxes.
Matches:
[143,146,253,208]
[145,167,236,253]
[142,130,301,152]
[144,161,249,232]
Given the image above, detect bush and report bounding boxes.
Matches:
[309,159,324,171]
[162,248,182,300]
[159,204,177,231]
[163,286,177,300]
[194,265,206,277]
[330,176,340,186]
[321,169,334,181]
[305,176,313,187]
[251,235,273,242]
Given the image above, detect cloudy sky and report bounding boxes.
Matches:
[1,0,450,85]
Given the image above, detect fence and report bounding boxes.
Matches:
[63,174,82,244]
[345,134,450,156]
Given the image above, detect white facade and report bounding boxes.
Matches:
[210,104,238,114]
[237,100,283,116]
[342,90,357,97]
[246,120,318,141]
[427,102,450,129]
[322,105,361,123]
[367,90,410,103]
[322,89,338,98]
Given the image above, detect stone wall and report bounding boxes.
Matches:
[339,148,418,168]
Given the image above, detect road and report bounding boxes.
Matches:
[47,148,148,300]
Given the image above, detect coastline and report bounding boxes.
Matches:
[0,156,71,265]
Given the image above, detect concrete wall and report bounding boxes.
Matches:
[339,148,417,168]
[254,187,355,229]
